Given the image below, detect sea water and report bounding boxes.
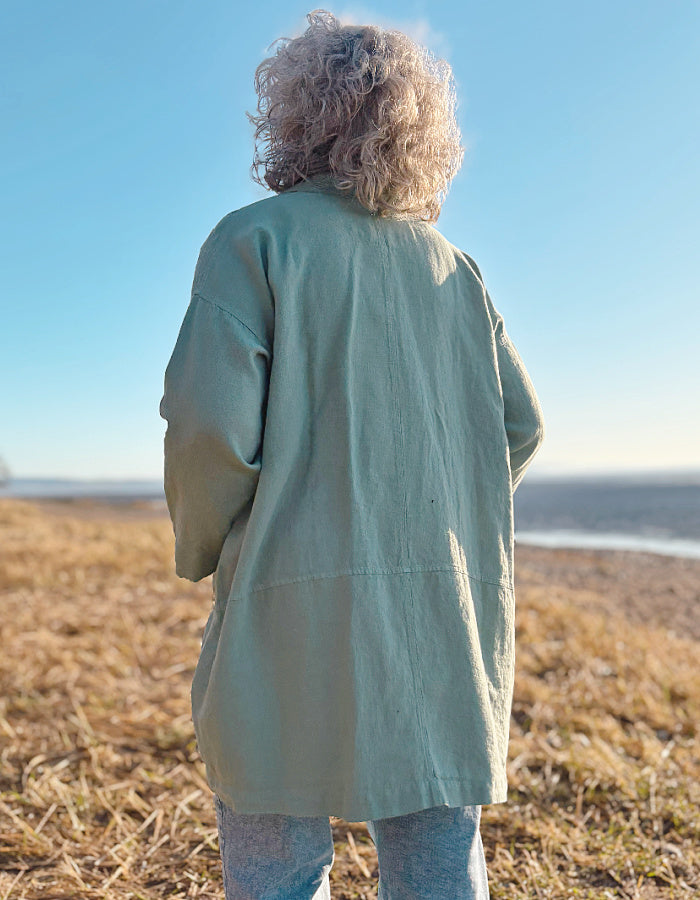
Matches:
[514,476,700,559]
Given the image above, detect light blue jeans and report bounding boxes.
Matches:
[214,795,489,899]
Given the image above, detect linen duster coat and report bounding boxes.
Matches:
[160,176,544,822]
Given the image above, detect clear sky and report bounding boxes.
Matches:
[2,0,699,479]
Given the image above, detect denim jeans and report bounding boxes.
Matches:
[214,794,490,899]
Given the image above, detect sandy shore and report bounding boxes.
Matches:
[515,543,700,642]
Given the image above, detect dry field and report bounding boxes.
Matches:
[0,497,699,899]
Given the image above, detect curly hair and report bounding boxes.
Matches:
[249,10,464,221]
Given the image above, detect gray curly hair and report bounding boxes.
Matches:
[249,10,464,221]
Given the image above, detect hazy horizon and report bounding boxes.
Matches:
[3,465,700,485]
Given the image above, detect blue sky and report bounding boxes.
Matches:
[2,0,699,478]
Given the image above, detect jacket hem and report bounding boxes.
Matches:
[204,767,508,822]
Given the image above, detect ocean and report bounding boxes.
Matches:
[513,476,700,559]
[2,475,700,559]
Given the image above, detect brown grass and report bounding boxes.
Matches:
[0,498,698,899]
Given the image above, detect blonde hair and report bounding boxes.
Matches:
[250,10,464,221]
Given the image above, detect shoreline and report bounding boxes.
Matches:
[516,529,700,560]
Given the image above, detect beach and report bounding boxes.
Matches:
[1,498,698,899]
[515,542,700,642]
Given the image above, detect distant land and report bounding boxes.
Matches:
[526,467,700,485]
[0,477,164,500]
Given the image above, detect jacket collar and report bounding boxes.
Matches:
[284,174,351,197]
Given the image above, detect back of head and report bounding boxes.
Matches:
[250,10,464,222]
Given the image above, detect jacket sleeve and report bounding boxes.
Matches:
[463,253,544,490]
[159,293,271,581]
[492,314,545,490]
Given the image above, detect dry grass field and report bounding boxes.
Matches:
[1,497,699,899]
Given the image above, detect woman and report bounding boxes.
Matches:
[160,10,544,899]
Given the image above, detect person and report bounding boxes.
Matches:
[160,10,544,899]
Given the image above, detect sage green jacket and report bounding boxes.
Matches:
[160,176,544,821]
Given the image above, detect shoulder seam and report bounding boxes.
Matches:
[191,292,271,350]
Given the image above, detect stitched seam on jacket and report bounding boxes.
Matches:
[379,236,409,565]
[241,564,513,596]
[378,222,434,781]
[191,292,271,350]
